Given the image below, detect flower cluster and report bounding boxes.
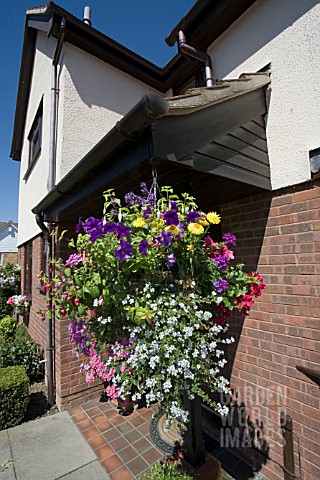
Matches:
[43,183,264,426]
[0,263,20,289]
[7,294,29,308]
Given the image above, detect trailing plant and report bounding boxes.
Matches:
[0,366,29,430]
[42,183,264,427]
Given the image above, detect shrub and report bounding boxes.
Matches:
[0,366,29,430]
[0,324,44,383]
[0,316,17,341]
[139,462,191,480]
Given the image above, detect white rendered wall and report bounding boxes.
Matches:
[56,44,160,181]
[17,31,56,246]
[0,226,18,253]
[18,33,162,246]
[207,0,320,190]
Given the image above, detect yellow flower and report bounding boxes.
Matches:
[133,218,145,228]
[206,212,221,224]
[198,218,209,226]
[165,225,180,235]
[187,244,195,251]
[188,223,204,235]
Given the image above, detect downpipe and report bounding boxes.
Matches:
[35,214,54,406]
[48,17,66,191]
[178,30,214,87]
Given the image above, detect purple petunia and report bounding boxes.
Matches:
[186,211,199,223]
[163,209,179,226]
[213,255,229,270]
[83,217,104,243]
[165,253,176,268]
[138,239,150,256]
[214,279,229,293]
[114,240,133,262]
[102,222,117,234]
[222,233,237,246]
[170,201,178,212]
[117,222,131,239]
[156,231,174,248]
[76,217,85,233]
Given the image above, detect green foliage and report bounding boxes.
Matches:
[0,366,29,430]
[139,462,191,480]
[0,316,17,341]
[0,324,44,383]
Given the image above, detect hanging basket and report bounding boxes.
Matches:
[15,305,29,316]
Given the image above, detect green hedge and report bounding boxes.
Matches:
[0,316,17,341]
[0,366,29,430]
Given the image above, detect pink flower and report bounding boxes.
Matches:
[219,245,234,260]
[106,384,121,399]
[204,236,218,248]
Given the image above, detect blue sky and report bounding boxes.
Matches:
[0,0,195,222]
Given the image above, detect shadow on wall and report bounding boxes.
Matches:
[203,192,273,477]
[211,0,319,78]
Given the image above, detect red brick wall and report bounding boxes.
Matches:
[220,183,320,480]
[53,226,102,409]
[18,235,47,351]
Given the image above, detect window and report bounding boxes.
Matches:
[24,241,33,298]
[26,99,43,177]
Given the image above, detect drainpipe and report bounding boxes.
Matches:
[48,17,66,192]
[178,30,214,87]
[35,214,54,406]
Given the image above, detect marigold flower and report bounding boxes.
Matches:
[188,223,204,235]
[133,217,145,228]
[206,212,221,224]
[187,244,195,251]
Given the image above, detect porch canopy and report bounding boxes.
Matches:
[33,73,271,224]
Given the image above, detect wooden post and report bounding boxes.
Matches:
[182,392,206,469]
[281,412,295,480]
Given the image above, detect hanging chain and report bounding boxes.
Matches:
[150,163,160,209]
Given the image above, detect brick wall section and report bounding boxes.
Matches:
[53,225,102,409]
[18,235,47,351]
[220,183,320,480]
